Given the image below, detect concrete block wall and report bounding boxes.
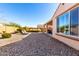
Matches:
[0,26,17,33]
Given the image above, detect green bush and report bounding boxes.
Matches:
[17,28,23,33]
[2,33,11,38]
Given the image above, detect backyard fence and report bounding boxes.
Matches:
[0,25,18,34]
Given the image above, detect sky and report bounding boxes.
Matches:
[0,3,59,27]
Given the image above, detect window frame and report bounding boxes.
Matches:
[56,7,79,38]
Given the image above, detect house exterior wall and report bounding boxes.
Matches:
[37,24,46,32]
[52,3,79,50]
[53,3,79,36]
[43,20,53,33]
[43,24,48,32]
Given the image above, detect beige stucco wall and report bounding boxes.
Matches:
[52,3,79,50]
[52,3,79,36]
[5,26,17,33]
[0,25,17,33]
[54,34,79,50]
[43,21,53,33]
[47,25,52,32]
[53,3,77,17]
[43,3,79,50]
[42,24,47,32]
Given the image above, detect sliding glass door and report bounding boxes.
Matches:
[57,12,70,35]
[70,8,79,36]
[57,7,79,37]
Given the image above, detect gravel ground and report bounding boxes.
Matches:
[0,32,79,56]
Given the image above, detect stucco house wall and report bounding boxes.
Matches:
[52,3,79,36]
[52,3,79,50]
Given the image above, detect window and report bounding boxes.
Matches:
[57,7,79,37]
[70,8,79,36]
[57,12,70,35]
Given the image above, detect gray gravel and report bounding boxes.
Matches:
[0,32,79,56]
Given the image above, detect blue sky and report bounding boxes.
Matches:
[0,3,59,27]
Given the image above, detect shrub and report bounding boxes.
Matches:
[17,28,23,34]
[2,33,11,38]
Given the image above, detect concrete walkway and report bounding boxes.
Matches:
[0,32,79,56]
